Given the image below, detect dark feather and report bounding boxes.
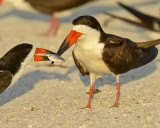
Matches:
[104,2,160,32]
[72,51,89,76]
[118,2,158,23]
[0,70,12,94]
[136,39,160,49]
[134,39,160,68]
[26,0,94,14]
[101,33,160,75]
[101,33,143,75]
[134,47,158,68]
[0,43,32,75]
[103,12,152,31]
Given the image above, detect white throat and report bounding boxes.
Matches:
[72,25,101,49]
[72,25,112,76]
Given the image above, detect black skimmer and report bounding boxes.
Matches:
[0,43,64,94]
[56,15,160,108]
[104,2,160,32]
[5,0,94,36]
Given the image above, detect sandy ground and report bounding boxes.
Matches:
[0,0,160,128]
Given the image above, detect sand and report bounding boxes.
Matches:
[0,0,160,128]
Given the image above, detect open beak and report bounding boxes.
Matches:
[34,48,51,62]
[57,30,83,56]
[34,55,49,62]
[34,48,65,63]
[35,48,50,54]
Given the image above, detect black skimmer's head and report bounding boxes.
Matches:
[0,43,64,94]
[57,15,160,108]
[0,43,35,94]
[57,15,103,56]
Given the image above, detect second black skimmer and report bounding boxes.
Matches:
[56,15,160,108]
[104,2,160,32]
[5,0,94,36]
[0,43,64,94]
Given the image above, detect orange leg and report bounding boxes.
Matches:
[81,74,95,109]
[52,17,59,36]
[81,85,94,109]
[45,16,59,36]
[112,82,120,107]
[45,16,55,36]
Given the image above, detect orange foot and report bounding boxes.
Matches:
[111,103,118,108]
[80,105,91,109]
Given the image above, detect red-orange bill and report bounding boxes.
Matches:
[57,30,83,56]
[34,55,49,62]
[35,48,50,54]
[34,48,64,63]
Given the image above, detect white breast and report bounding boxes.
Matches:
[73,26,112,76]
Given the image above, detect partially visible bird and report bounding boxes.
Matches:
[56,15,160,108]
[0,43,64,94]
[104,2,160,32]
[5,0,94,36]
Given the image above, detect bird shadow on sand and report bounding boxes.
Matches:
[79,59,160,89]
[0,66,76,106]
[0,1,156,25]
[78,58,160,106]
[0,58,159,106]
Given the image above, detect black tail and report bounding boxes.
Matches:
[136,39,160,49]
[118,2,155,23]
[103,12,145,27]
[134,39,160,68]
[135,47,158,68]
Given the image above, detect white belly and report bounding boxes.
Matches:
[73,41,112,76]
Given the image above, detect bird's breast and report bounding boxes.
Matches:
[73,40,112,75]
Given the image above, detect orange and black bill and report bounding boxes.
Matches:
[57,30,83,56]
[34,48,55,62]
[35,48,56,55]
[34,55,49,62]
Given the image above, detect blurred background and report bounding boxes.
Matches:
[1,0,160,53]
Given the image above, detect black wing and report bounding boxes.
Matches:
[134,47,158,68]
[103,12,152,31]
[26,0,93,14]
[101,33,159,75]
[118,2,158,23]
[134,39,160,68]
[72,51,89,76]
[101,33,143,75]
[0,70,12,94]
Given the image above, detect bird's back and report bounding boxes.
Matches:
[26,0,93,14]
